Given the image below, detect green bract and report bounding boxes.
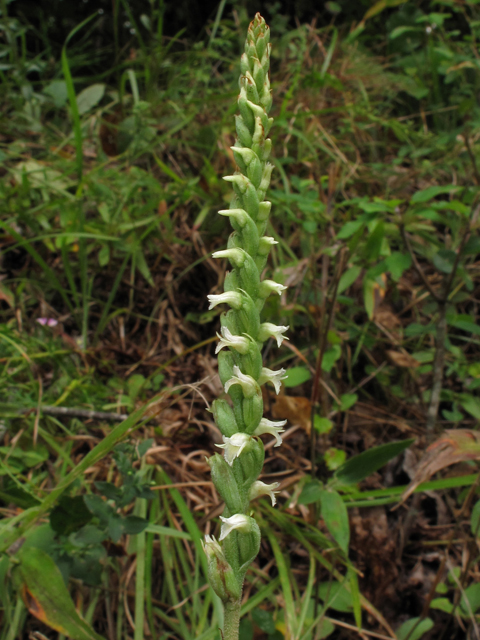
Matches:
[204,14,287,639]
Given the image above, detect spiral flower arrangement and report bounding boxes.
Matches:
[203,14,287,640]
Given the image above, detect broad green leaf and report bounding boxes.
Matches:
[337,220,364,239]
[430,598,453,613]
[298,480,323,505]
[448,315,480,337]
[314,416,333,434]
[321,345,341,372]
[365,221,385,261]
[459,394,480,420]
[411,185,460,204]
[338,265,361,293]
[319,489,350,554]
[460,583,480,617]
[339,393,358,411]
[363,278,376,320]
[43,80,68,107]
[283,366,312,388]
[334,439,414,486]
[17,547,106,640]
[433,249,456,274]
[396,617,433,640]
[251,608,276,634]
[324,448,346,471]
[471,500,480,537]
[385,252,412,281]
[77,83,106,115]
[318,581,353,613]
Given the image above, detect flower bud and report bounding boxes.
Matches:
[243,392,264,434]
[203,535,241,602]
[212,248,246,269]
[235,114,253,147]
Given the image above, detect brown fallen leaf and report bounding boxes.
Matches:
[386,350,420,368]
[398,430,480,505]
[271,395,312,433]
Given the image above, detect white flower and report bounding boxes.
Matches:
[207,291,242,310]
[216,432,251,466]
[219,514,253,541]
[223,173,250,193]
[212,248,246,267]
[215,326,250,355]
[249,480,280,506]
[218,208,249,227]
[224,365,259,398]
[253,418,287,447]
[259,236,278,246]
[258,322,289,347]
[258,280,287,298]
[258,367,287,394]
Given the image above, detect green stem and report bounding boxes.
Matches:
[224,599,241,640]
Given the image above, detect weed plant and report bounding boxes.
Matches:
[0,2,480,640]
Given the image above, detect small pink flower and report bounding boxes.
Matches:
[37,318,58,327]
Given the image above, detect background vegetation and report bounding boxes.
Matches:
[1,0,480,638]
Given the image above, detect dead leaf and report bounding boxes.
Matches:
[271,395,311,433]
[386,350,420,368]
[399,430,480,504]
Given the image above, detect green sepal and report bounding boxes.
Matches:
[238,92,255,132]
[218,349,235,387]
[243,392,264,434]
[257,163,274,202]
[209,454,245,513]
[220,309,240,336]
[256,34,266,61]
[224,269,240,292]
[236,253,260,298]
[212,398,239,437]
[241,72,260,105]
[236,291,261,337]
[239,340,263,380]
[237,518,261,575]
[235,115,253,147]
[234,437,264,487]
[252,59,265,89]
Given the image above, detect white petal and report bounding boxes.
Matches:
[207,291,242,310]
[249,480,280,506]
[258,322,289,347]
[216,433,251,465]
[215,326,250,355]
[253,418,286,447]
[224,365,258,397]
[219,514,251,541]
[258,367,287,394]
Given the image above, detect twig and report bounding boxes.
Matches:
[22,405,128,422]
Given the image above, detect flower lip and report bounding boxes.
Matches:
[216,432,251,466]
[258,366,287,394]
[258,322,289,347]
[215,326,250,355]
[249,480,280,506]
[219,514,253,541]
[207,291,242,310]
[224,365,259,398]
[253,418,286,447]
